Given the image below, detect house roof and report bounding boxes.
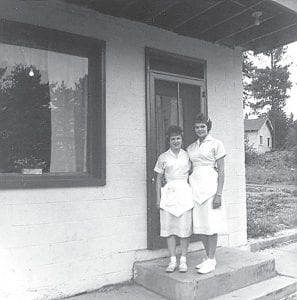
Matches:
[63,0,297,53]
[244,117,273,132]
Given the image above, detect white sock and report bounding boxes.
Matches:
[208,258,216,265]
[170,256,177,263]
[180,256,187,263]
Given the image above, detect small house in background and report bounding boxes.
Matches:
[244,117,274,153]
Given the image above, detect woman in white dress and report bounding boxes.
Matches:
[187,113,227,274]
[154,126,194,273]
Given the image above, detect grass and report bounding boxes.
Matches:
[246,150,297,239]
[245,150,297,185]
[246,186,297,238]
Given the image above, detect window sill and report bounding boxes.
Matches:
[0,173,105,189]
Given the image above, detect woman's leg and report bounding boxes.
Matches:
[198,234,218,258]
[195,234,209,269]
[167,235,177,257]
[180,237,189,257]
[179,237,189,272]
[197,234,217,274]
[199,234,209,256]
[166,235,177,272]
[207,234,218,259]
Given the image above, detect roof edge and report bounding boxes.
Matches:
[270,0,297,14]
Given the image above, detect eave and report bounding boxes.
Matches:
[60,0,297,53]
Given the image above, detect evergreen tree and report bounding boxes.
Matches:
[267,109,289,149]
[286,117,297,149]
[0,64,51,172]
[249,47,291,112]
[243,47,292,149]
[242,51,255,108]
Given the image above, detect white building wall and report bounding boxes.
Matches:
[246,123,272,153]
[246,131,258,151]
[258,124,273,153]
[0,1,246,299]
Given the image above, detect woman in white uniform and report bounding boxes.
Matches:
[187,113,227,274]
[154,126,194,273]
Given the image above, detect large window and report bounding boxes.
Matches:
[0,20,105,188]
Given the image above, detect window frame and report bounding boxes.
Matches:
[0,19,106,189]
[259,135,263,145]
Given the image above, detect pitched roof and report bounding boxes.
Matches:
[244,118,268,132]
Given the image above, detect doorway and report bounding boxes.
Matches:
[146,50,206,249]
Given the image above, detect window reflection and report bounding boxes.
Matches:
[0,43,88,174]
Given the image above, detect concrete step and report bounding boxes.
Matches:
[134,247,276,300]
[211,275,297,300]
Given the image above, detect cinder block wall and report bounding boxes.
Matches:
[0,1,246,299]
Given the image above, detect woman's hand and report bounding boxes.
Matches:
[213,194,222,209]
[213,157,224,209]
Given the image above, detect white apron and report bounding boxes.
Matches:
[160,179,194,217]
[189,166,218,204]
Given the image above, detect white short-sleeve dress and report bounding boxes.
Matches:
[187,135,227,235]
[154,149,194,238]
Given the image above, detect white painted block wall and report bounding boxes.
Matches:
[0,1,246,299]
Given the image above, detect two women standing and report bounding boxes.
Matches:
[154,113,227,274]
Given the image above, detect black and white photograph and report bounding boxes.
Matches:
[0,0,297,299]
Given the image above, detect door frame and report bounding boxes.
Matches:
[145,49,207,249]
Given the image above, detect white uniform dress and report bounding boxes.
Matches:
[187,135,227,235]
[154,149,194,238]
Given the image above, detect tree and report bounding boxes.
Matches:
[242,51,255,108]
[243,46,292,149]
[0,64,51,172]
[267,109,290,149]
[286,118,297,149]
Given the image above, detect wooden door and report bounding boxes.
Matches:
[147,71,206,249]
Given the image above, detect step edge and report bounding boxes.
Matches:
[134,259,277,299]
[210,275,297,300]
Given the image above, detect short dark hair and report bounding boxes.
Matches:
[194,113,212,131]
[166,125,183,140]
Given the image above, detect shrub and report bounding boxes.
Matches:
[247,218,278,238]
[279,213,297,227]
[246,150,297,184]
[293,145,297,165]
[244,138,258,164]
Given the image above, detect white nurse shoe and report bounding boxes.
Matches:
[197,258,216,274]
[196,257,216,269]
[166,261,177,273]
[195,258,207,269]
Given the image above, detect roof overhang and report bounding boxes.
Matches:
[61,0,297,53]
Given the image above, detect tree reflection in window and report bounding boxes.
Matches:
[0,63,88,174]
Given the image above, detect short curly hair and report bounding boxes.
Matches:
[194,113,212,131]
[166,125,183,140]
